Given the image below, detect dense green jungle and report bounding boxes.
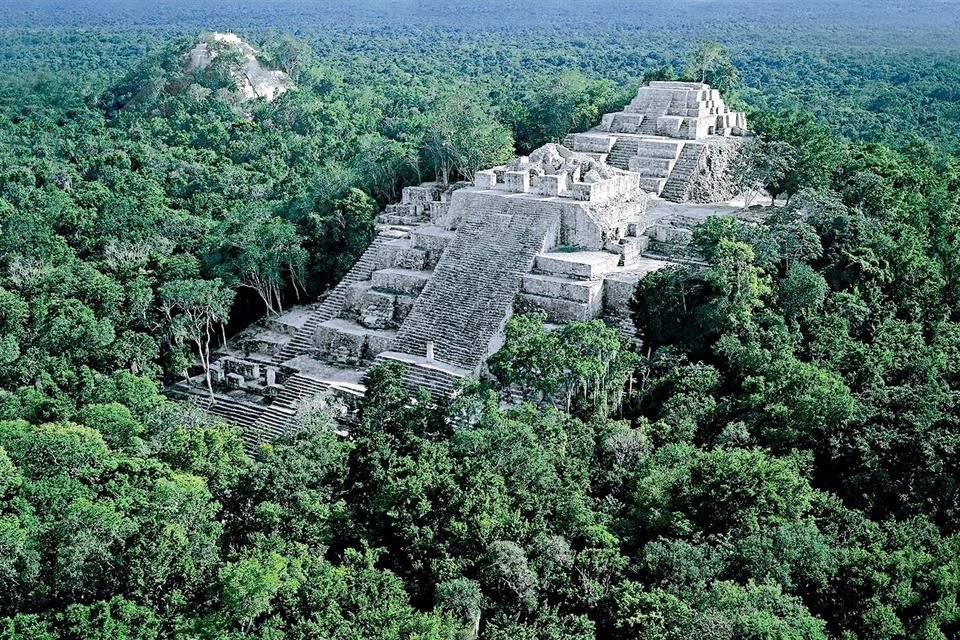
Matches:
[0,1,959,638]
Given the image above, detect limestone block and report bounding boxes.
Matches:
[504,170,530,193]
[521,273,601,303]
[264,383,282,399]
[570,183,592,201]
[412,226,455,256]
[535,251,621,280]
[365,333,393,358]
[657,116,684,137]
[558,202,604,249]
[569,134,617,154]
[619,237,649,267]
[394,294,416,323]
[652,224,693,244]
[370,268,430,295]
[226,358,260,381]
[376,241,428,270]
[343,282,371,312]
[402,185,439,207]
[602,273,642,312]
[314,324,366,365]
[474,170,497,189]
[226,373,244,389]
[356,290,397,329]
[394,246,428,270]
[220,357,239,373]
[606,112,644,134]
[515,293,600,323]
[429,202,458,230]
[538,174,561,196]
[635,140,683,159]
[629,156,672,176]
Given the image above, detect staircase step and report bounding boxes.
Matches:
[635,140,683,159]
[639,177,668,195]
[273,232,395,364]
[520,273,602,303]
[534,251,621,280]
[370,268,431,295]
[628,156,674,177]
[515,293,602,323]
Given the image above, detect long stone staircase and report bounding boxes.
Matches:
[605,138,637,170]
[388,192,558,373]
[207,399,267,450]
[164,388,269,451]
[307,226,455,367]
[249,373,362,443]
[660,143,704,202]
[272,230,403,364]
[374,351,467,398]
[639,117,660,136]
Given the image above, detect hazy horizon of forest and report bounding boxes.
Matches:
[4,0,960,153]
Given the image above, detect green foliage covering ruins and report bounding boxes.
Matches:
[1,1,960,638]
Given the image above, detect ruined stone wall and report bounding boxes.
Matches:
[662,139,742,204]
[686,139,742,203]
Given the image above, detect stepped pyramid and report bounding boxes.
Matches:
[169,83,750,450]
[564,81,747,199]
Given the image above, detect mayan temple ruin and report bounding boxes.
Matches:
[170,81,750,449]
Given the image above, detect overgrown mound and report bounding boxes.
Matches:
[102,32,293,115]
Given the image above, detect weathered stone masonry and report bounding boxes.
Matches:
[169,81,749,448]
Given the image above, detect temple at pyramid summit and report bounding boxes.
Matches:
[170,81,752,449]
[564,81,748,198]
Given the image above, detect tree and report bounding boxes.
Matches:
[487,312,565,402]
[730,138,797,207]
[512,71,619,152]
[483,541,538,611]
[217,209,307,316]
[631,266,712,356]
[260,33,315,78]
[748,109,842,201]
[219,550,298,634]
[688,41,725,83]
[685,41,740,91]
[436,578,482,640]
[76,403,143,452]
[159,279,234,398]
[61,597,160,640]
[490,314,638,417]
[703,239,771,332]
[422,86,514,185]
[642,65,680,85]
